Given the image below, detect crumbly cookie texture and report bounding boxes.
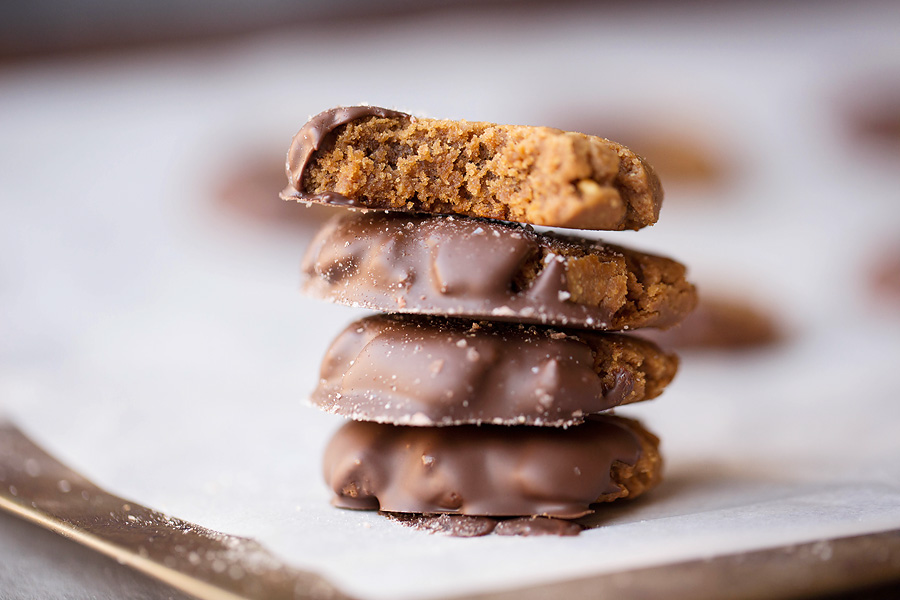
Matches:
[283,106,663,231]
[301,212,697,331]
[312,314,679,427]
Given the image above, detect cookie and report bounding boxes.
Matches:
[869,246,900,304]
[312,314,678,427]
[841,81,900,151]
[301,212,697,331]
[640,294,782,350]
[323,415,660,519]
[281,106,663,231]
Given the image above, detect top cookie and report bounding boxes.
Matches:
[281,106,663,231]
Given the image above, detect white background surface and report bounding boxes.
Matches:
[2,3,900,598]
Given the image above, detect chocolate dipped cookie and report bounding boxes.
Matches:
[313,314,678,427]
[323,415,661,519]
[301,211,697,331]
[283,105,697,536]
[281,106,662,231]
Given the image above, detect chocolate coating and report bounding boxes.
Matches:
[301,211,696,331]
[323,416,656,519]
[313,314,677,427]
[283,106,410,205]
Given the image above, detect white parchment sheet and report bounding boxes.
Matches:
[2,4,899,599]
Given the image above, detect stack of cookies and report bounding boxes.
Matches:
[283,107,697,535]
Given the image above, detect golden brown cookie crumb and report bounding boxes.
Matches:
[283,107,662,230]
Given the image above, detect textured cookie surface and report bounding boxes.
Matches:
[301,212,697,331]
[323,415,661,518]
[281,106,663,231]
[313,314,678,426]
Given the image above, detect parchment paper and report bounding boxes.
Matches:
[2,4,899,599]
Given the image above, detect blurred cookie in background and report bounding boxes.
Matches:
[599,133,727,188]
[841,80,900,153]
[868,244,900,308]
[640,293,783,351]
[539,109,734,194]
[214,151,338,230]
[835,71,900,182]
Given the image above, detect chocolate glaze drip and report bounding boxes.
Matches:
[313,314,675,427]
[323,416,643,519]
[301,211,689,330]
[493,516,583,536]
[384,513,583,537]
[282,106,410,203]
[384,513,498,537]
